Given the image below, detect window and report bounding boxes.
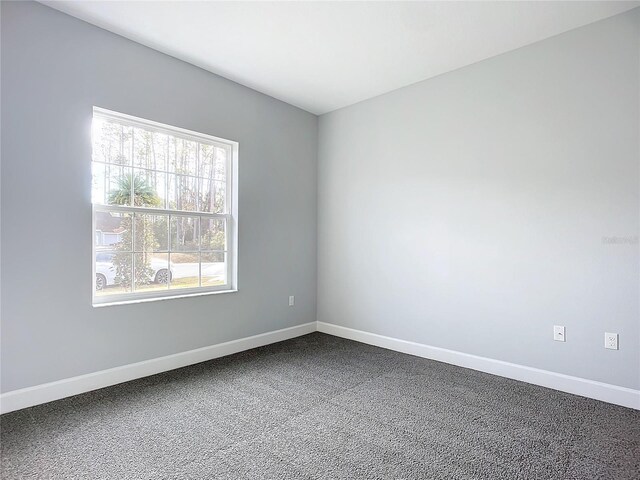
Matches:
[92,107,237,305]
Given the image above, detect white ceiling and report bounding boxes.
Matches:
[42,1,639,115]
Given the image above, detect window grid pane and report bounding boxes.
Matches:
[92,120,228,215]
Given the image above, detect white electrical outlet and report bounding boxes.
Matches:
[604,332,618,350]
[288,296,295,307]
[553,325,565,342]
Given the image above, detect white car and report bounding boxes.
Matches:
[95,252,172,290]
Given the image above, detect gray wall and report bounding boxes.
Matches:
[1,1,317,393]
[318,10,640,389]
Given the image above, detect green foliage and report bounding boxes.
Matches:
[202,227,225,251]
[152,217,169,250]
[110,174,161,289]
[108,173,161,207]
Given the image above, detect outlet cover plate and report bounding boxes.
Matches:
[605,332,618,350]
[553,325,565,342]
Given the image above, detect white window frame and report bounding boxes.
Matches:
[91,107,238,306]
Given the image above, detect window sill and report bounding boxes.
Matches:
[93,289,238,308]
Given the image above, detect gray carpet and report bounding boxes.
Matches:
[1,333,639,479]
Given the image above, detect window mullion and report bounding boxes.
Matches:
[130,127,135,206]
[94,203,228,218]
[165,136,169,209]
[130,212,136,293]
[226,145,232,215]
[168,213,172,290]
[196,143,200,212]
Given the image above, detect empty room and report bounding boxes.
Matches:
[1,1,639,478]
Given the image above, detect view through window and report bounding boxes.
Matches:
[92,108,236,304]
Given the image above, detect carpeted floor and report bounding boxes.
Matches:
[1,333,638,479]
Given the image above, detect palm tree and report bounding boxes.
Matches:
[108,173,161,207]
[108,173,161,290]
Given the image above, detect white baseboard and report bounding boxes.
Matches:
[317,321,640,410]
[0,322,316,414]
[3,320,638,414]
